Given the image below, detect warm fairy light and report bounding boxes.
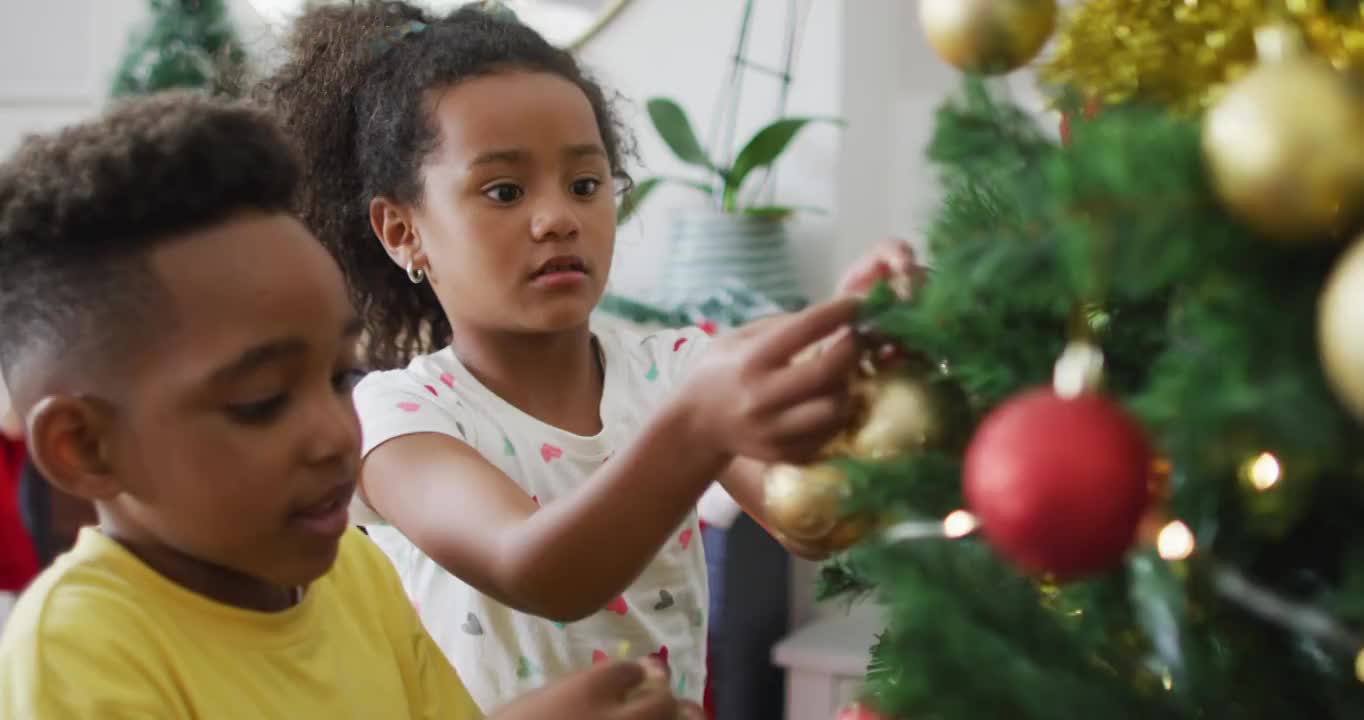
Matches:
[1156,521,1196,561]
[1245,452,1282,491]
[942,510,979,539]
[1355,649,1364,684]
[1161,670,1174,691]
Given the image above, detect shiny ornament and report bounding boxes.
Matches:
[815,515,877,553]
[1319,236,1364,421]
[1042,0,1364,114]
[963,389,1153,581]
[1203,30,1364,240]
[847,368,971,460]
[919,0,1057,75]
[835,701,893,720]
[762,463,852,542]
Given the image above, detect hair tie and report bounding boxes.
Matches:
[367,19,429,60]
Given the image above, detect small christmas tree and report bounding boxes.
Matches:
[110,0,247,98]
[762,1,1364,718]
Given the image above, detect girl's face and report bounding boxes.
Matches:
[410,70,617,334]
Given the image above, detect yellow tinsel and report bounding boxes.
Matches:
[1040,0,1364,114]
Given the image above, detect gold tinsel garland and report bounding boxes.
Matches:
[1041,0,1364,114]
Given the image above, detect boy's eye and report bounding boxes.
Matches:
[484,184,524,203]
[570,178,601,197]
[225,395,289,426]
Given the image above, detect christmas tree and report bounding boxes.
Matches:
[110,0,247,98]
[764,2,1364,718]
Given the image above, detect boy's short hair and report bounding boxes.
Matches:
[0,91,300,378]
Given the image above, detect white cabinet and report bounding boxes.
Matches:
[772,604,882,720]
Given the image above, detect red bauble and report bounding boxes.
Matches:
[836,702,893,720]
[962,388,1152,581]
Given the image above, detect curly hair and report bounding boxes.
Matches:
[0,91,299,377]
[257,1,633,369]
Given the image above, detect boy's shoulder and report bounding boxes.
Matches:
[3,529,154,642]
[0,530,178,714]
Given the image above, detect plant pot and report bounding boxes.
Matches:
[656,211,808,311]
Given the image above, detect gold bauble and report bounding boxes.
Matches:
[919,0,1057,75]
[762,463,852,542]
[1203,51,1364,241]
[1319,235,1364,421]
[847,368,969,460]
[815,515,876,553]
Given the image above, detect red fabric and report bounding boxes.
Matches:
[0,438,38,591]
[703,651,715,719]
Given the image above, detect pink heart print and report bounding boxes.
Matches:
[605,596,628,615]
[397,401,421,413]
[592,650,608,664]
[540,443,564,462]
[424,385,439,397]
[439,372,456,390]
[679,529,694,549]
[673,337,688,352]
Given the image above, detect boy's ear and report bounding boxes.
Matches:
[26,395,123,503]
[368,196,424,271]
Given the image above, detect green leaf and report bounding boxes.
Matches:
[617,177,713,224]
[741,205,829,220]
[646,98,713,170]
[726,116,843,201]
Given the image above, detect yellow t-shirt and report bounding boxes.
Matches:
[0,527,481,719]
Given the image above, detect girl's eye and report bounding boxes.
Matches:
[570,178,601,197]
[484,184,524,203]
[225,395,289,426]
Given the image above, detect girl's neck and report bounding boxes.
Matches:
[449,322,604,436]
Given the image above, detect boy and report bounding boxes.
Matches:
[0,92,694,720]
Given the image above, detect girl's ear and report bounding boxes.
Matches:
[369,196,424,271]
[26,394,123,503]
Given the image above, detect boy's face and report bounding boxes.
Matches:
[102,213,363,591]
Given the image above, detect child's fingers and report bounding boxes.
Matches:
[764,327,860,402]
[675,702,707,720]
[608,686,678,720]
[751,297,861,368]
[583,660,648,699]
[766,399,856,463]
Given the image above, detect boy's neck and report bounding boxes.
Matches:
[100,517,299,613]
[449,322,604,436]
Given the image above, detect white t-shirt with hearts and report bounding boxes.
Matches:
[352,324,712,712]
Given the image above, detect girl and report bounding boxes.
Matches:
[263,2,915,712]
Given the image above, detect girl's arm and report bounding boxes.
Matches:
[361,299,860,622]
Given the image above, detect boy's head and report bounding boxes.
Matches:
[262,1,632,369]
[0,93,364,599]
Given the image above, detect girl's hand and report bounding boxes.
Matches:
[678,297,861,466]
[490,660,704,720]
[835,237,926,299]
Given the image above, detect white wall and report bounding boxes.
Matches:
[585,0,845,301]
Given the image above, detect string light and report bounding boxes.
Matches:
[1242,452,1282,491]
[943,510,979,538]
[1156,520,1197,561]
[880,510,980,543]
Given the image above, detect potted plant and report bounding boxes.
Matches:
[619,97,839,311]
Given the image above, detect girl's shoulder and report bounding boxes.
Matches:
[354,348,463,401]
